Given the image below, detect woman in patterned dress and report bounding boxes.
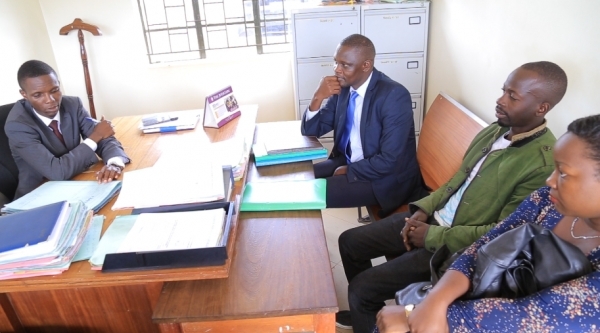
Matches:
[375,114,600,333]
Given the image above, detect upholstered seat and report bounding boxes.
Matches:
[0,103,19,203]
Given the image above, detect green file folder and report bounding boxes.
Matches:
[240,179,327,211]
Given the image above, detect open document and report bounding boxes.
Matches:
[117,209,226,253]
[112,162,224,210]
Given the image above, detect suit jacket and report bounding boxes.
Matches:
[5,96,130,199]
[301,68,421,212]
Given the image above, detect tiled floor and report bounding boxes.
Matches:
[321,207,387,333]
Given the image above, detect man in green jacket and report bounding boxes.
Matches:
[336,61,568,333]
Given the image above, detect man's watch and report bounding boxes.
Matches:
[107,164,124,172]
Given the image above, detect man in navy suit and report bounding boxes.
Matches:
[301,34,424,217]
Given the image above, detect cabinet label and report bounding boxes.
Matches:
[383,16,399,20]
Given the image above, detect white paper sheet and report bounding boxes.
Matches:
[117,209,226,253]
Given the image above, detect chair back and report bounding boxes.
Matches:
[0,103,19,201]
[417,93,487,191]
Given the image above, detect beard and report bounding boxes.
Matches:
[497,117,511,127]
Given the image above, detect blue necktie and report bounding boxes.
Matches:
[340,91,358,164]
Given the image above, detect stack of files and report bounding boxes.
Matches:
[154,137,248,180]
[253,121,327,167]
[90,203,234,272]
[130,167,234,214]
[112,161,225,210]
[253,141,328,166]
[1,181,121,214]
[240,179,326,211]
[140,109,202,134]
[0,201,93,280]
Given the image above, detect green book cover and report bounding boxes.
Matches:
[240,179,326,211]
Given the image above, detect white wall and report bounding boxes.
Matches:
[2,0,599,133]
[30,0,296,122]
[426,0,600,137]
[0,0,58,106]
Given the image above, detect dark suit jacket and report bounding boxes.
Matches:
[301,68,421,213]
[5,96,130,199]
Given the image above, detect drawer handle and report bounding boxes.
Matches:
[412,102,417,109]
[407,61,419,69]
[409,16,421,25]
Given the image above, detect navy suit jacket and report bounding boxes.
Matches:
[301,68,421,212]
[5,96,130,199]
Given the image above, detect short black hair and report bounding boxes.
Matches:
[17,60,58,90]
[520,61,568,106]
[340,34,376,61]
[567,114,600,175]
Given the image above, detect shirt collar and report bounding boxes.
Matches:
[33,108,60,127]
[350,72,373,98]
[509,120,548,143]
[496,120,548,144]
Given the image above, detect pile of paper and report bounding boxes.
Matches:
[154,136,249,180]
[1,181,121,214]
[253,121,327,167]
[112,162,225,210]
[0,201,93,280]
[253,143,327,166]
[89,209,226,270]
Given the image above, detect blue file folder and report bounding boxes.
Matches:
[0,201,67,253]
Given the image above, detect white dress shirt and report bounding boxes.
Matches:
[305,72,373,163]
[33,109,125,167]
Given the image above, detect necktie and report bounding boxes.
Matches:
[340,91,358,164]
[49,120,66,146]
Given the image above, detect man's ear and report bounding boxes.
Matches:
[19,89,27,99]
[537,102,551,117]
[362,59,373,72]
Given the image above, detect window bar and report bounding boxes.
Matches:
[162,0,174,53]
[191,0,207,58]
[251,0,264,54]
[138,0,154,63]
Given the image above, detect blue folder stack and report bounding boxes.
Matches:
[0,201,93,280]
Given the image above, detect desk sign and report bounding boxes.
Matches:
[203,86,241,128]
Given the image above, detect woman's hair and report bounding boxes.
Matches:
[567,114,600,174]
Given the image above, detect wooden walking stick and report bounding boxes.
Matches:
[59,18,102,119]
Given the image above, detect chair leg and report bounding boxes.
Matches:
[357,207,371,223]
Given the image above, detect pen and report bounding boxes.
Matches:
[85,117,100,123]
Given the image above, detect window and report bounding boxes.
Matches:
[137,0,305,63]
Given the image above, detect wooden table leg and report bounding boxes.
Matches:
[0,293,24,333]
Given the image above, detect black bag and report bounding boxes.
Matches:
[395,245,464,305]
[469,223,593,299]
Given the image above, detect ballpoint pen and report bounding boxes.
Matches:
[85,117,100,123]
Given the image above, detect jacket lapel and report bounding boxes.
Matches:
[360,69,380,145]
[59,106,73,149]
[335,89,350,146]
[22,100,68,154]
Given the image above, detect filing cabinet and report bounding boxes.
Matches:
[291,1,429,137]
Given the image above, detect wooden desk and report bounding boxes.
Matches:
[0,111,338,333]
[0,107,256,332]
[152,122,338,333]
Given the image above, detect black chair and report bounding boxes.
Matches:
[0,103,19,202]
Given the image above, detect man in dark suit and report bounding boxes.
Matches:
[301,34,424,216]
[5,60,130,199]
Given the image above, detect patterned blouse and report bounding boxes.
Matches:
[446,186,600,332]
